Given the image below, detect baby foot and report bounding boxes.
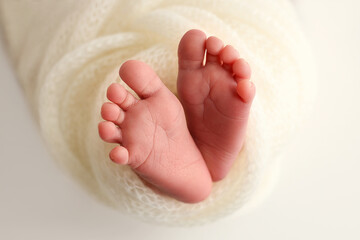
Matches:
[98,60,212,203]
[177,30,256,181]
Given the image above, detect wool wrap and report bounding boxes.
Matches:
[0,0,316,225]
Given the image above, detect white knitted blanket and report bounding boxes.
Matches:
[0,0,316,225]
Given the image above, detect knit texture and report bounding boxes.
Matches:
[0,0,316,225]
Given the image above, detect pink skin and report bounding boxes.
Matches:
[177,30,255,181]
[98,29,255,203]
[99,61,212,203]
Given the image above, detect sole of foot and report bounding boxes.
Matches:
[99,60,212,203]
[177,29,256,181]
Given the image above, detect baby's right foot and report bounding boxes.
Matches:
[177,30,256,181]
[98,60,212,203]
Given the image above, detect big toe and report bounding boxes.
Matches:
[119,60,164,99]
[178,29,207,70]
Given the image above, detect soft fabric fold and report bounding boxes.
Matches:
[0,0,316,225]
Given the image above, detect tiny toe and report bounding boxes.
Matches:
[178,29,207,70]
[205,36,223,63]
[233,58,251,80]
[119,60,164,99]
[236,80,256,103]
[101,102,119,121]
[219,45,240,67]
[107,83,137,110]
[206,36,224,55]
[98,121,122,143]
[101,102,125,125]
[109,146,129,165]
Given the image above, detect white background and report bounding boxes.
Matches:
[1,0,359,239]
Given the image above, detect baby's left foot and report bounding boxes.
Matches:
[98,60,212,203]
[177,30,256,181]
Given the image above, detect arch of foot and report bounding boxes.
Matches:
[4,0,317,225]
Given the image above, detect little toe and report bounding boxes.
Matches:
[233,58,251,81]
[109,146,129,165]
[98,121,122,143]
[101,102,125,125]
[205,36,223,64]
[107,83,138,110]
[219,45,240,70]
[178,29,207,70]
[236,80,256,104]
[119,60,164,99]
